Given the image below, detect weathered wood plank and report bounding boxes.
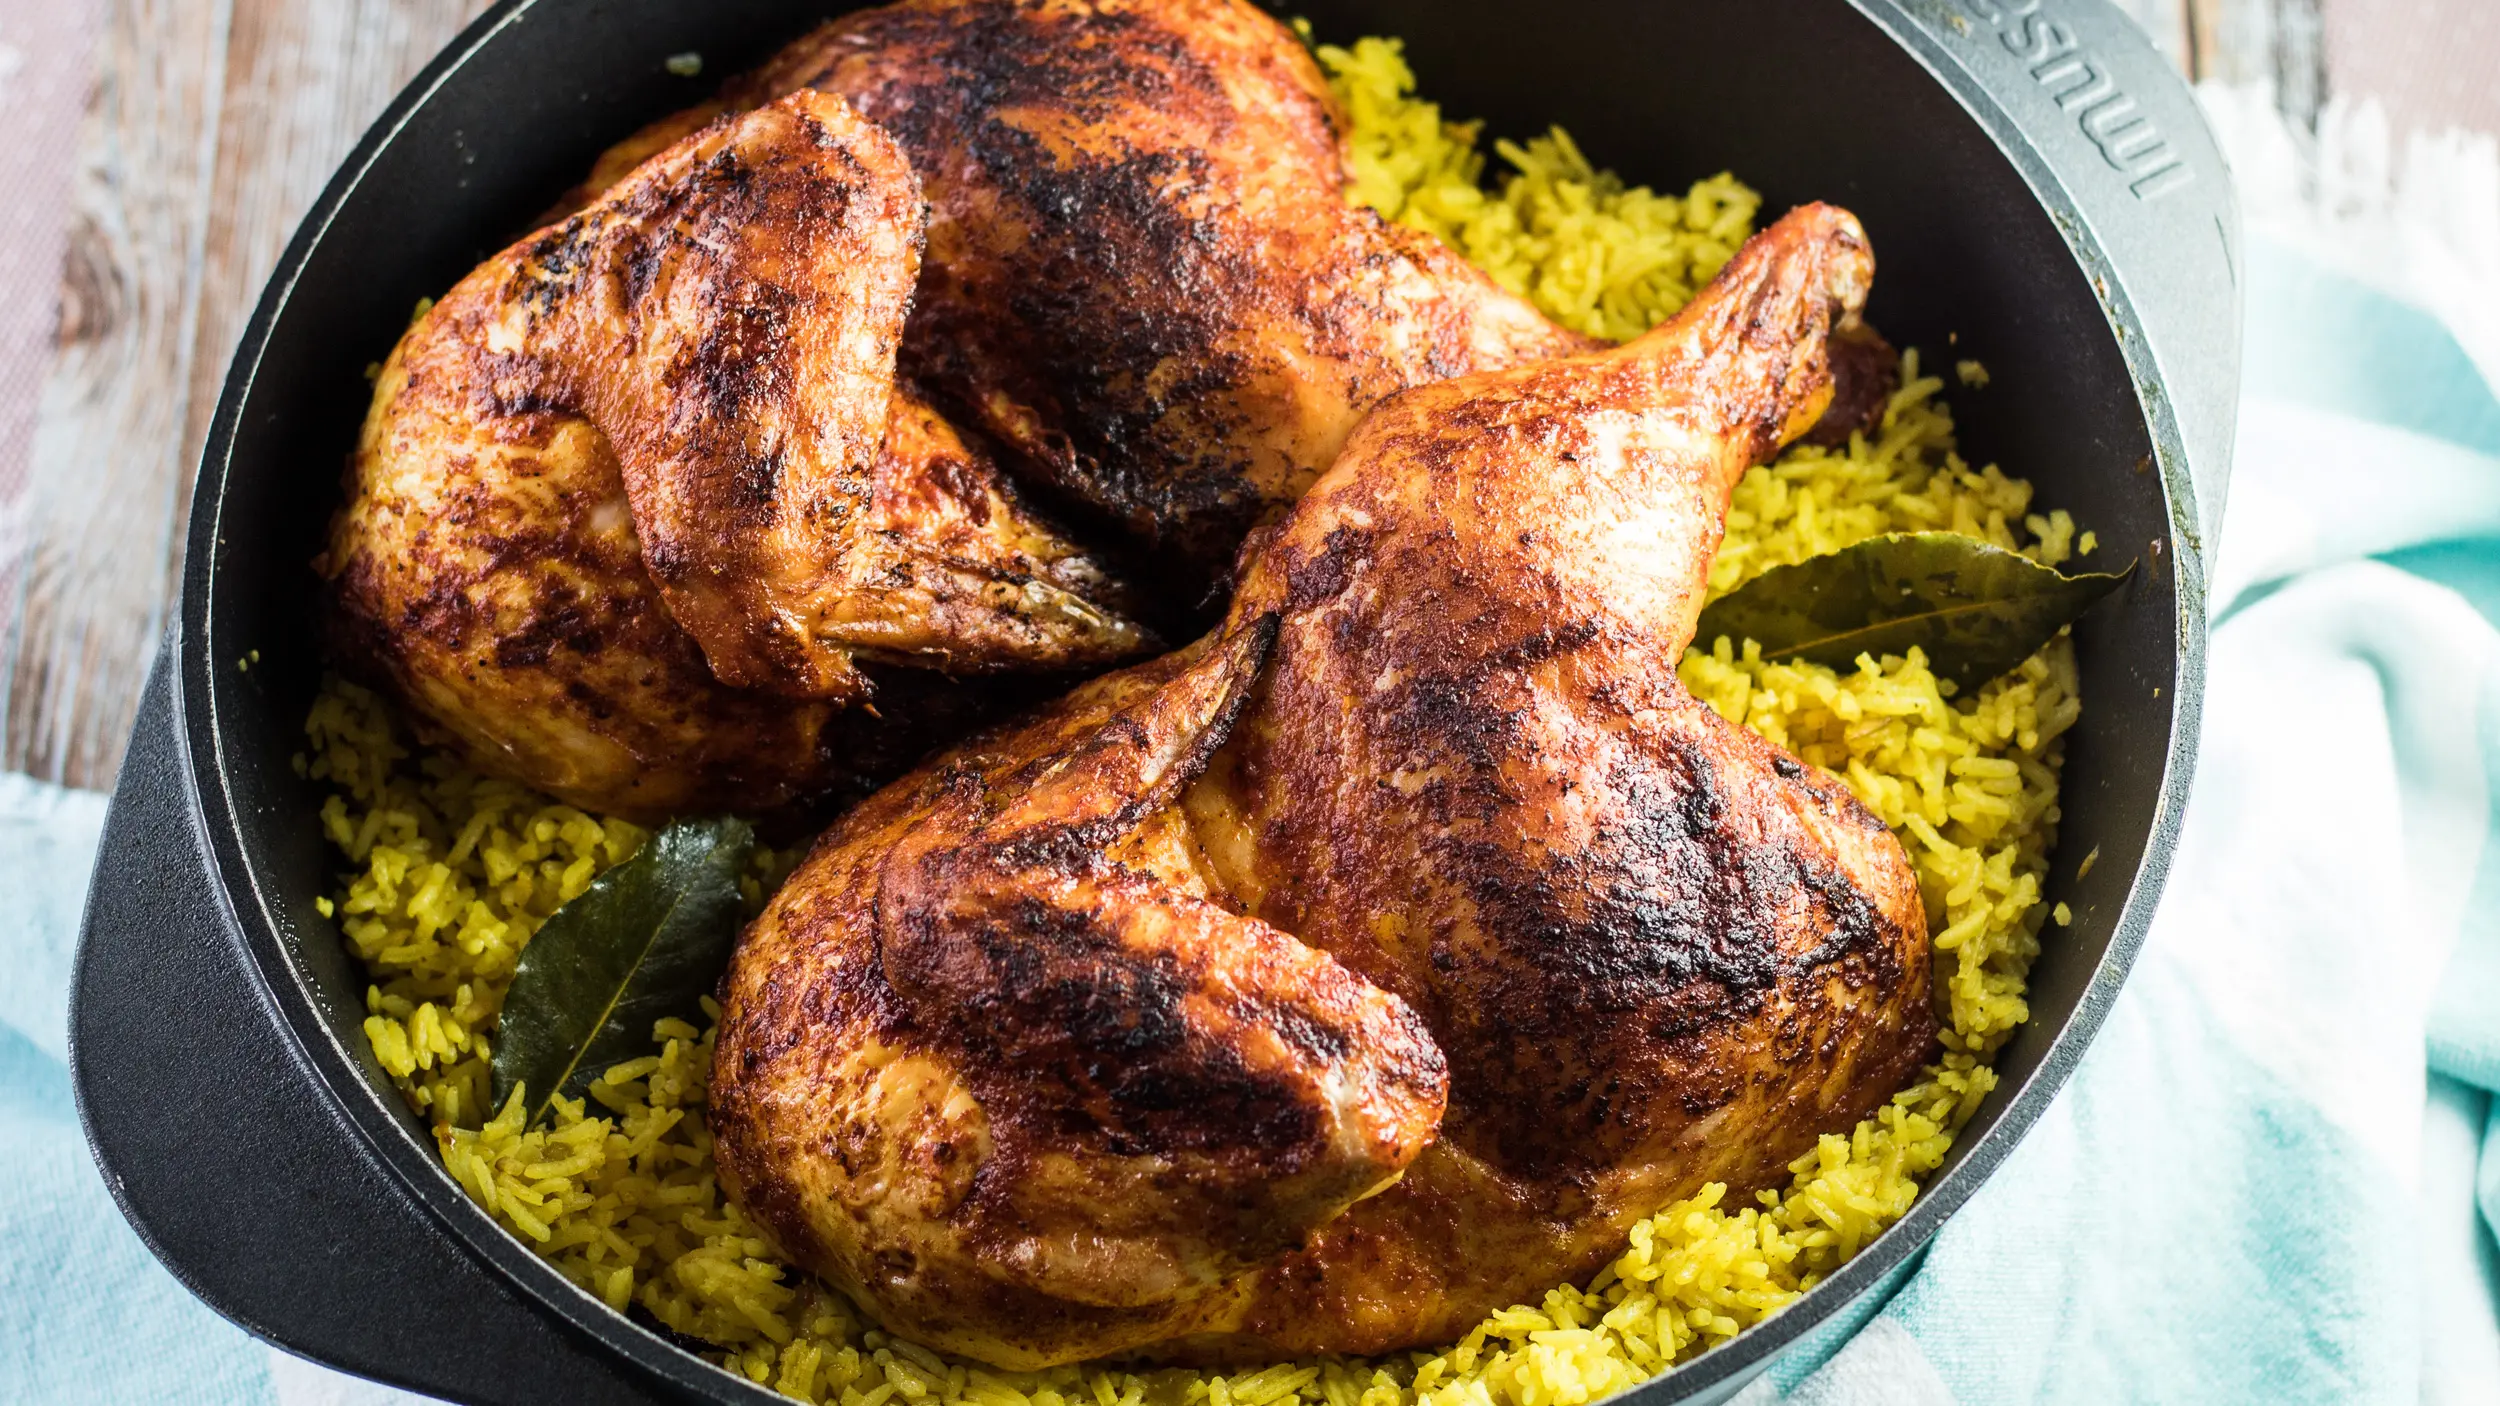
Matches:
[2188,0,2330,120]
[3,0,234,786]
[2324,0,2500,140]
[2109,0,2197,75]
[2,0,491,788]
[181,0,494,471]
[0,2,104,664]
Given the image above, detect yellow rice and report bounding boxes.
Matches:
[303,35,2086,1404]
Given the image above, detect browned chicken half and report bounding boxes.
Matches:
[320,91,1152,818]
[712,627,1449,1365]
[602,0,1595,583]
[713,205,1935,1366]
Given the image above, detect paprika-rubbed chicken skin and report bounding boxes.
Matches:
[712,205,1936,1366]
[320,92,1151,818]
[711,627,1451,1366]
[613,0,1595,582]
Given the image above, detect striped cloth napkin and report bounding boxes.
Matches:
[4,85,2498,1406]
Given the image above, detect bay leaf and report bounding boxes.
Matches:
[1692,532,2131,687]
[491,816,756,1126]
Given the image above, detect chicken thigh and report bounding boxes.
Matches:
[712,205,1935,1365]
[321,92,1150,818]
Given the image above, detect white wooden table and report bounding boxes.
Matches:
[0,0,2491,790]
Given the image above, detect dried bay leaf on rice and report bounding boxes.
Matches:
[1693,531,2131,686]
[492,816,756,1126]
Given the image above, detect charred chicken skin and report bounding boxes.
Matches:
[599,0,1595,583]
[320,92,1150,818]
[712,206,1936,1366]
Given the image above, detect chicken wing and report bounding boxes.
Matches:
[321,91,1151,818]
[712,205,1934,1364]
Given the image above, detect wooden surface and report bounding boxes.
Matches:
[0,0,2487,789]
[2,0,492,787]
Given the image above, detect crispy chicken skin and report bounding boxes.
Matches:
[1175,204,1933,1355]
[712,628,1450,1366]
[712,206,1935,1365]
[599,0,1594,582]
[320,92,1151,818]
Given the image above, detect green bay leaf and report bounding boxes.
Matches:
[490,816,756,1126]
[1692,531,2132,687]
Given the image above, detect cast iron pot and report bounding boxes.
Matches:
[71,1,2238,1401]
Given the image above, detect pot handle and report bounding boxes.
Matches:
[70,640,678,1406]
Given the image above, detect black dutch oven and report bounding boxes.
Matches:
[70,1,2239,1401]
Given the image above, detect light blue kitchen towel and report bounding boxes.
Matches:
[0,774,435,1404]
[8,192,2500,1406]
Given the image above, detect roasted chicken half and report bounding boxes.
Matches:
[320,92,1151,818]
[712,206,1937,1366]
[597,0,1595,583]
